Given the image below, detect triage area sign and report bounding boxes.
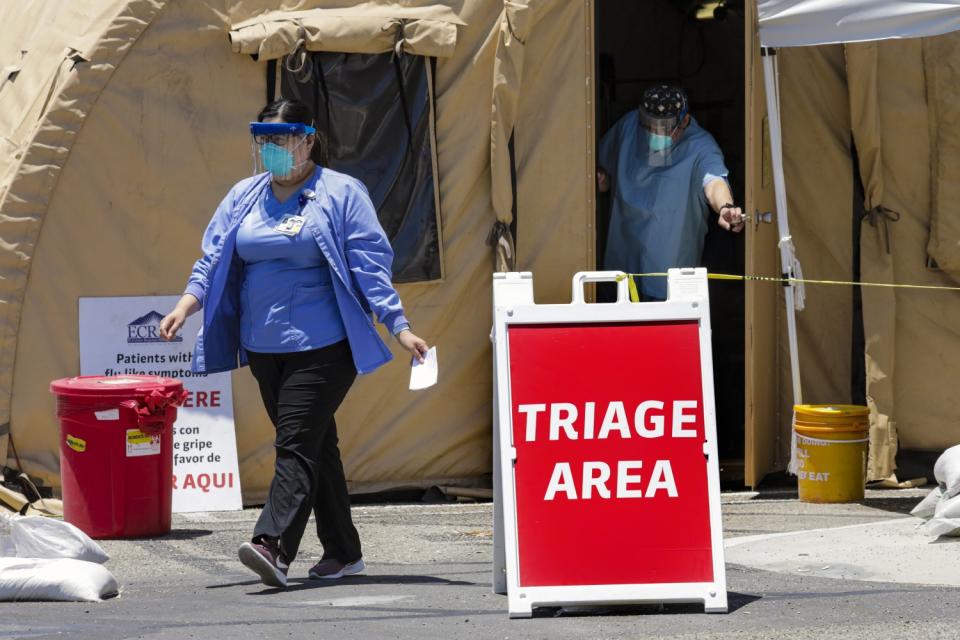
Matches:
[79,296,242,513]
[492,269,727,617]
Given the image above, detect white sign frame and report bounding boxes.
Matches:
[492,269,727,618]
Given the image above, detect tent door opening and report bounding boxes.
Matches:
[595,0,747,480]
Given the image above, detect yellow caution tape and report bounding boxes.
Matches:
[627,274,640,303]
[616,272,960,302]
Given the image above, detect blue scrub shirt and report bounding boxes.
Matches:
[235,176,347,353]
[599,112,728,300]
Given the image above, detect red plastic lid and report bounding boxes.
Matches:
[50,375,183,397]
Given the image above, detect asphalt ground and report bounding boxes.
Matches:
[4,489,960,640]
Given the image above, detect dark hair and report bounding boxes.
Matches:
[257,98,327,166]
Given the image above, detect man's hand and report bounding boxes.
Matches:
[719,204,745,233]
[704,178,744,233]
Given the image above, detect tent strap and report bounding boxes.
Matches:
[487,221,516,272]
[862,205,900,254]
[391,22,415,155]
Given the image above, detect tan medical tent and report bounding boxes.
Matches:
[0,0,594,501]
[7,0,959,498]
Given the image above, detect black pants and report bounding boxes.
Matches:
[247,341,361,564]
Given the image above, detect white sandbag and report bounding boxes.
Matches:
[933,444,960,497]
[0,557,118,602]
[910,485,943,520]
[0,530,15,556]
[924,517,960,538]
[934,492,960,519]
[920,493,960,538]
[0,512,109,563]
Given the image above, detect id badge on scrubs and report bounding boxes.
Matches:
[275,215,305,237]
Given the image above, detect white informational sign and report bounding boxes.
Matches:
[79,296,243,513]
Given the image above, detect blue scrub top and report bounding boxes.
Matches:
[235,174,347,353]
[599,112,728,300]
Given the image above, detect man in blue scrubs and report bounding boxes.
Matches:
[598,85,744,301]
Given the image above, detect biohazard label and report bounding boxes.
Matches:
[66,435,86,453]
[126,429,161,457]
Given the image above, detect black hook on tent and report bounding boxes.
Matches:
[391,19,415,157]
[486,220,517,272]
[486,220,510,247]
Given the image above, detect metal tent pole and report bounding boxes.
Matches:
[761,48,804,432]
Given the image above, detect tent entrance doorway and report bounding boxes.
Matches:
[596,0,746,478]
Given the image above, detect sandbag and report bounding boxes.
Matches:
[933,444,960,497]
[910,485,943,520]
[924,493,960,538]
[0,557,118,602]
[936,492,960,519]
[0,512,109,563]
[0,529,15,556]
[911,445,960,538]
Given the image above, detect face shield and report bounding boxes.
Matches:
[250,122,316,179]
[637,85,688,167]
[638,109,684,138]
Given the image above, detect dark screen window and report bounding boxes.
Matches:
[281,52,442,283]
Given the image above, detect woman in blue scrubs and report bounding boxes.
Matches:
[160,99,428,588]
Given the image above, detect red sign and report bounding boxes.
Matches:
[508,321,714,587]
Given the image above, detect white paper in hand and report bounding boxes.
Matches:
[409,346,438,391]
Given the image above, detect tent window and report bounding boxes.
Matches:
[280,52,442,283]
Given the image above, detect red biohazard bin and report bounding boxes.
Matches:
[50,375,185,539]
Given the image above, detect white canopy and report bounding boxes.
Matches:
[758,0,960,48]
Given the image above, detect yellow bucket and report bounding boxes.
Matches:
[793,404,869,503]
